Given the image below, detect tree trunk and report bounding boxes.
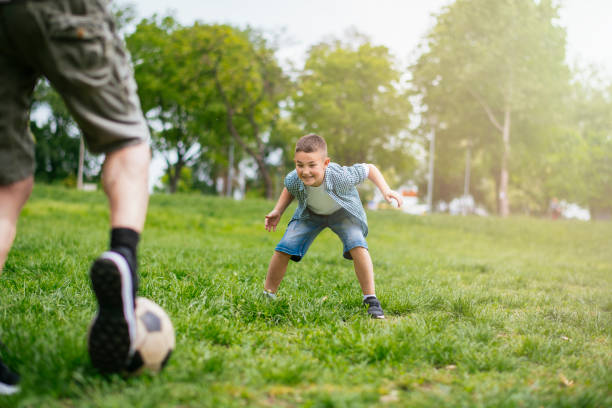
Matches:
[226,142,234,197]
[167,160,184,194]
[224,122,273,199]
[426,128,435,212]
[469,90,512,217]
[214,73,274,200]
[462,141,471,216]
[256,156,273,200]
[499,108,511,217]
[77,136,84,190]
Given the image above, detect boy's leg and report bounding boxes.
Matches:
[350,247,385,319]
[328,211,384,318]
[264,251,291,294]
[267,215,324,295]
[349,246,375,295]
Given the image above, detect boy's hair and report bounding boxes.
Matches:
[295,134,327,156]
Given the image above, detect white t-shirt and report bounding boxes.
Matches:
[306,184,342,215]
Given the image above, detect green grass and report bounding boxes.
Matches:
[1,185,610,407]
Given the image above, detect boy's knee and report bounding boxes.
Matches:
[349,246,367,254]
[274,250,292,259]
[348,246,369,259]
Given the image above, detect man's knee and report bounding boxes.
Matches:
[107,141,150,163]
[0,176,34,215]
[103,142,150,180]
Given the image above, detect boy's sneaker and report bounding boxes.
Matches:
[88,251,137,374]
[363,296,385,319]
[262,290,277,300]
[0,357,20,395]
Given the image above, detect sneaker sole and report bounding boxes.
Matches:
[88,251,136,374]
[0,382,19,395]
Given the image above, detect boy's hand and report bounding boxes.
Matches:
[383,190,404,208]
[265,209,281,232]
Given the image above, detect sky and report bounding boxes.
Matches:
[130,0,612,73]
[127,0,612,187]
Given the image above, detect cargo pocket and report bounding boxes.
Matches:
[44,8,114,87]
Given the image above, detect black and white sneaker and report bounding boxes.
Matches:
[363,297,385,319]
[88,251,137,374]
[0,357,19,395]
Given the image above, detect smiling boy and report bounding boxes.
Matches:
[263,134,403,318]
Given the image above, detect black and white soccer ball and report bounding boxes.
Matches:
[126,297,175,375]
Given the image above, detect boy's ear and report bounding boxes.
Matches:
[324,157,330,165]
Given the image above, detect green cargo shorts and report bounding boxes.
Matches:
[0,0,149,185]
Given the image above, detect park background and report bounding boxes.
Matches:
[2,0,611,407]
[30,0,612,219]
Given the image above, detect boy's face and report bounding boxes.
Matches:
[294,150,330,187]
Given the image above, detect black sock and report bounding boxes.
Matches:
[110,228,139,273]
[110,228,140,297]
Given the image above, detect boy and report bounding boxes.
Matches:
[1,0,151,392]
[263,134,403,319]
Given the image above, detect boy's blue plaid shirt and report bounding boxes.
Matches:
[284,162,370,236]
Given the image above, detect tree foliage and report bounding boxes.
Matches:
[126,16,220,193]
[126,17,288,197]
[560,70,612,217]
[412,0,569,215]
[209,27,291,199]
[293,32,413,176]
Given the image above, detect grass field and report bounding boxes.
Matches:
[0,185,610,407]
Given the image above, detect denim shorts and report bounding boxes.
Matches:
[275,208,368,262]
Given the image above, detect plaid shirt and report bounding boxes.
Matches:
[284,162,370,236]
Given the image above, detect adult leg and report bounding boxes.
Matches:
[0,177,32,394]
[0,0,40,394]
[349,246,375,295]
[264,251,291,293]
[0,176,33,273]
[88,142,150,374]
[102,142,150,232]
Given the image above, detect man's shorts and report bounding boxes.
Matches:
[0,0,150,185]
[275,208,368,262]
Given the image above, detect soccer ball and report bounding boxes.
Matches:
[126,297,175,375]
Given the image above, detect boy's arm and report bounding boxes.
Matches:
[367,164,404,208]
[265,187,294,232]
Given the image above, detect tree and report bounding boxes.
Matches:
[127,18,288,197]
[412,0,569,216]
[562,69,612,218]
[293,32,413,177]
[208,27,290,199]
[127,17,226,193]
